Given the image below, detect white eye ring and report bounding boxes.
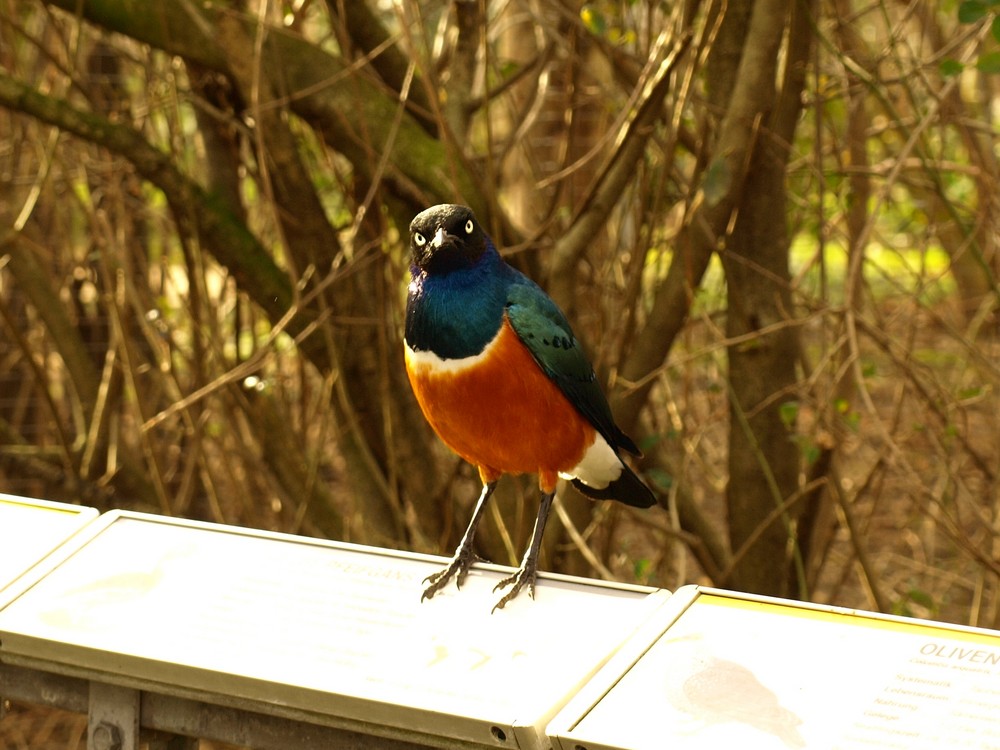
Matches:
[413,232,427,247]
[464,219,474,234]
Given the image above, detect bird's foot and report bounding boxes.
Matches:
[491,562,538,613]
[490,490,552,612]
[421,481,499,603]
[421,546,484,602]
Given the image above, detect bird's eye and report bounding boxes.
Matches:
[464,219,474,234]
[413,232,427,247]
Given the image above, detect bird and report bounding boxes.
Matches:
[404,204,656,611]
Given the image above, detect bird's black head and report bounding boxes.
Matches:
[409,204,488,274]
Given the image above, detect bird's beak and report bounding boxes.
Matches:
[430,226,449,249]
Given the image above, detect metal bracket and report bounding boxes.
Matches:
[88,682,139,750]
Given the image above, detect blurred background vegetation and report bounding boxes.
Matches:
[0,0,998,643]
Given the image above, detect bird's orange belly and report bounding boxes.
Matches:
[405,319,594,491]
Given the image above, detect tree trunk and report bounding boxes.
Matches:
[713,0,812,597]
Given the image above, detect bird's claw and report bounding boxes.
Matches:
[491,565,537,612]
[421,549,484,602]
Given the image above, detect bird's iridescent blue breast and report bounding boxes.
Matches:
[405,243,512,360]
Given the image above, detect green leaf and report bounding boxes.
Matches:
[499,60,520,80]
[779,401,799,429]
[902,588,938,616]
[891,600,912,618]
[976,50,1000,73]
[958,385,983,399]
[993,14,1000,42]
[959,0,989,23]
[580,4,606,36]
[647,468,673,491]
[638,433,663,452]
[793,435,821,465]
[939,58,965,77]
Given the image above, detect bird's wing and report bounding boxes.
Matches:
[505,281,639,456]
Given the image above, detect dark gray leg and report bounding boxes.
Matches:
[492,490,554,612]
[422,480,498,601]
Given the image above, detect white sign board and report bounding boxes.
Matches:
[0,510,669,749]
[549,586,1000,750]
[0,494,97,594]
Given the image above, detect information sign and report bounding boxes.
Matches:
[549,586,1000,750]
[0,494,97,594]
[0,511,669,749]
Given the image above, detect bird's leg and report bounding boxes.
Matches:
[492,490,555,612]
[421,480,498,601]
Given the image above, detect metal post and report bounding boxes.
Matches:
[88,682,140,750]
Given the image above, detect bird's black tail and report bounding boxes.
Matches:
[572,462,657,508]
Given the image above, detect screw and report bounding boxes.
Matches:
[92,721,122,750]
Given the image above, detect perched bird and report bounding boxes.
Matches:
[404,204,656,611]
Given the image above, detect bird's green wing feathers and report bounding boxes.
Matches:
[505,282,638,455]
